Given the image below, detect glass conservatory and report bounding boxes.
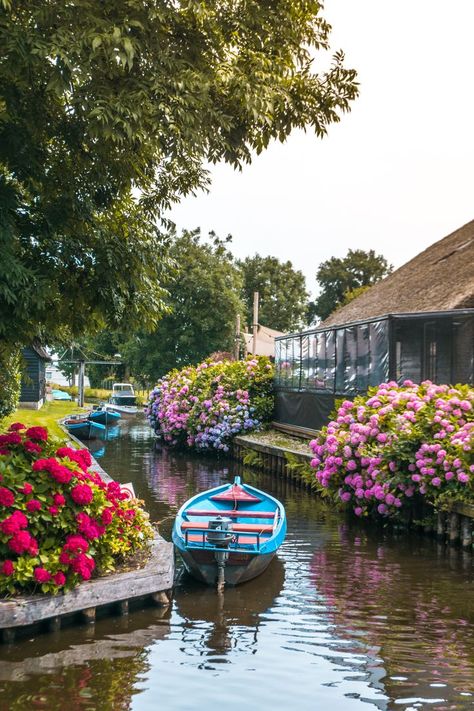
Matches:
[274,309,474,431]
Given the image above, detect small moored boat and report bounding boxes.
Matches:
[104,383,138,416]
[64,416,106,440]
[88,408,121,425]
[172,476,286,589]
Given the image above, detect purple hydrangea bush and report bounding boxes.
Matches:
[145,356,274,452]
[310,381,473,518]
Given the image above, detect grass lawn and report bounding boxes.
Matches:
[1,400,87,440]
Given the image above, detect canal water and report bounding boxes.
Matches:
[0,416,473,711]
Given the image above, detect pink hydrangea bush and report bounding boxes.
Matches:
[0,424,154,595]
[310,381,473,518]
[146,356,274,452]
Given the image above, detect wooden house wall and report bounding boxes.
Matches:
[20,348,46,403]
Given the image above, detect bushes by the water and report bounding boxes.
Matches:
[145,356,274,452]
[310,381,473,518]
[0,423,154,595]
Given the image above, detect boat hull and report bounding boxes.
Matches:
[89,409,121,425]
[104,404,138,417]
[177,545,275,586]
[65,421,106,440]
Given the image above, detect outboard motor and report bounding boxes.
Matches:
[206,516,233,592]
[206,516,233,548]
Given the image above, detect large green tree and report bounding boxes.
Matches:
[239,254,308,332]
[308,249,393,322]
[109,230,244,382]
[0,0,358,347]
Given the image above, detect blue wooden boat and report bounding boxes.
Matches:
[172,476,286,588]
[64,417,106,440]
[88,408,121,425]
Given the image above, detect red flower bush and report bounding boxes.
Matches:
[0,423,154,595]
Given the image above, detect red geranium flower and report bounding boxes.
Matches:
[21,482,33,495]
[24,440,42,454]
[0,487,15,507]
[0,433,21,446]
[71,484,94,506]
[53,571,66,586]
[8,530,36,555]
[0,510,28,535]
[8,422,26,431]
[0,560,15,576]
[25,426,48,442]
[26,499,42,512]
[53,493,65,506]
[34,567,51,583]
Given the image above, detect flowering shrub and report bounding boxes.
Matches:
[0,423,154,595]
[145,356,274,452]
[310,381,474,518]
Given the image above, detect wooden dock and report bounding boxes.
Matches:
[0,424,175,643]
[0,533,174,643]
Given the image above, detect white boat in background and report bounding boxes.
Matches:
[104,383,138,416]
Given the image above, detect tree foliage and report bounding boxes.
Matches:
[239,255,308,332]
[111,230,244,382]
[308,249,393,322]
[0,0,357,346]
[0,344,21,419]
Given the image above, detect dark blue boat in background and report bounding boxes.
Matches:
[64,416,106,440]
[173,476,286,589]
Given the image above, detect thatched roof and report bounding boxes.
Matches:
[322,220,474,327]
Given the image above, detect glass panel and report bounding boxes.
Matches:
[356,323,370,392]
[343,327,358,393]
[369,320,389,386]
[335,329,345,392]
[301,334,310,388]
[452,315,474,385]
[393,321,422,384]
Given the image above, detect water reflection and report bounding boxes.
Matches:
[1,416,472,710]
[175,557,285,657]
[310,524,474,708]
[0,608,170,711]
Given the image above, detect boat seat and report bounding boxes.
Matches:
[181,521,273,534]
[185,534,264,545]
[185,509,275,519]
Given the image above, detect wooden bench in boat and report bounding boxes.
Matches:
[184,534,266,545]
[185,509,276,519]
[181,521,274,533]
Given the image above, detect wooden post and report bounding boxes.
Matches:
[252,291,259,355]
[151,590,170,607]
[78,360,85,407]
[436,511,446,539]
[461,517,472,549]
[49,616,61,633]
[2,628,15,644]
[449,512,460,545]
[82,607,96,624]
[234,313,241,360]
[117,600,129,616]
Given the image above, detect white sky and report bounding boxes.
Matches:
[168,0,474,297]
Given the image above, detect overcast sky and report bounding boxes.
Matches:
[168,0,474,297]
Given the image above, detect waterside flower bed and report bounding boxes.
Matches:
[0,423,154,596]
[145,356,274,452]
[310,381,473,519]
